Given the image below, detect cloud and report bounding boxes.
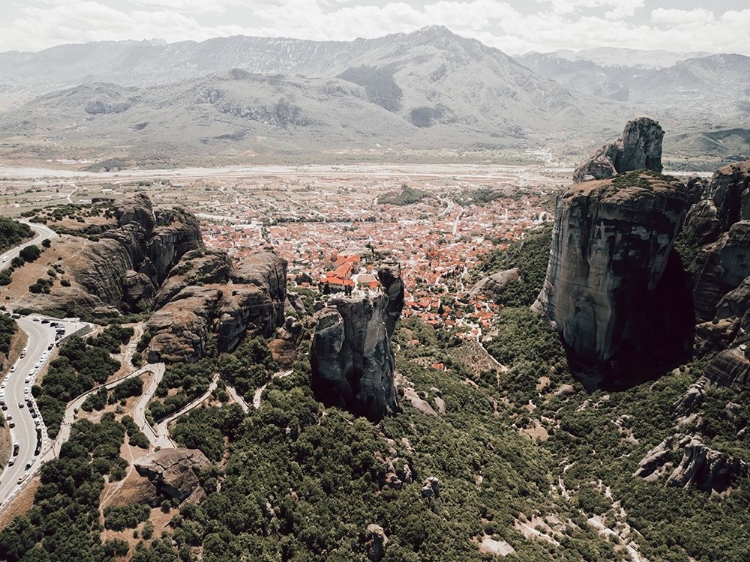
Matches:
[127,0,245,14]
[0,0,748,57]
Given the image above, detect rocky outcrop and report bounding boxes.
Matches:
[634,434,747,493]
[705,346,750,388]
[148,207,204,284]
[153,250,233,309]
[421,476,440,498]
[114,192,155,234]
[673,376,711,417]
[711,160,750,231]
[23,193,205,316]
[310,265,404,421]
[532,172,693,383]
[572,118,664,183]
[366,524,389,562]
[133,448,210,503]
[231,250,288,328]
[469,268,519,299]
[684,199,721,247]
[146,251,288,362]
[690,221,750,321]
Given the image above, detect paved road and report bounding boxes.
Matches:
[0,222,58,272]
[153,373,220,449]
[44,362,164,461]
[0,318,54,504]
[132,363,166,448]
[0,316,90,506]
[225,384,249,413]
[253,370,293,409]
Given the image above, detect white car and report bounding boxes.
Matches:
[24,388,30,395]
[10,366,15,372]
[24,377,30,383]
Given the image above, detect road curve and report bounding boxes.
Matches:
[0,221,58,273]
[153,373,220,449]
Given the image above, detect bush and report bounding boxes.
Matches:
[104,504,151,531]
[19,244,41,262]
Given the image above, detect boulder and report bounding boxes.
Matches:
[133,448,210,503]
[532,172,693,384]
[366,524,389,562]
[572,118,664,183]
[421,476,440,498]
[469,268,520,299]
[310,265,404,421]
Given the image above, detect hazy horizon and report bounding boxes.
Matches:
[1,1,748,57]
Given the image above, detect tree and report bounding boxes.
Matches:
[19,245,41,262]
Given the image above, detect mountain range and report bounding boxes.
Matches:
[0,26,748,167]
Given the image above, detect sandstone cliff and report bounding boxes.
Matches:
[572,117,664,183]
[683,161,750,388]
[145,250,288,362]
[310,265,404,421]
[532,171,693,383]
[20,193,203,316]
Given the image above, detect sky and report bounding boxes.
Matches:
[0,0,748,56]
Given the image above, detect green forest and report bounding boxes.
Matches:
[1,222,749,561]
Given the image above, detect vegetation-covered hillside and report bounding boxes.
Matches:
[1,217,749,562]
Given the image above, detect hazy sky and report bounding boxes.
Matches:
[1,0,748,55]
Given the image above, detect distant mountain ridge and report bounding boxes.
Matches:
[515,51,750,125]
[0,27,747,166]
[0,27,634,166]
[535,47,712,69]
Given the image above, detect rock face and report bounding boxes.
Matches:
[705,346,750,388]
[310,265,404,421]
[146,251,288,362]
[634,434,748,492]
[28,193,203,316]
[572,118,664,183]
[532,172,693,383]
[134,448,210,503]
[691,221,750,321]
[680,160,750,389]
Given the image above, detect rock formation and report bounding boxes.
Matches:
[469,268,519,299]
[705,346,750,388]
[365,524,389,562]
[145,250,288,362]
[421,476,440,498]
[572,117,664,183]
[310,265,404,421]
[532,171,693,384]
[19,193,203,316]
[634,434,747,492]
[134,448,210,503]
